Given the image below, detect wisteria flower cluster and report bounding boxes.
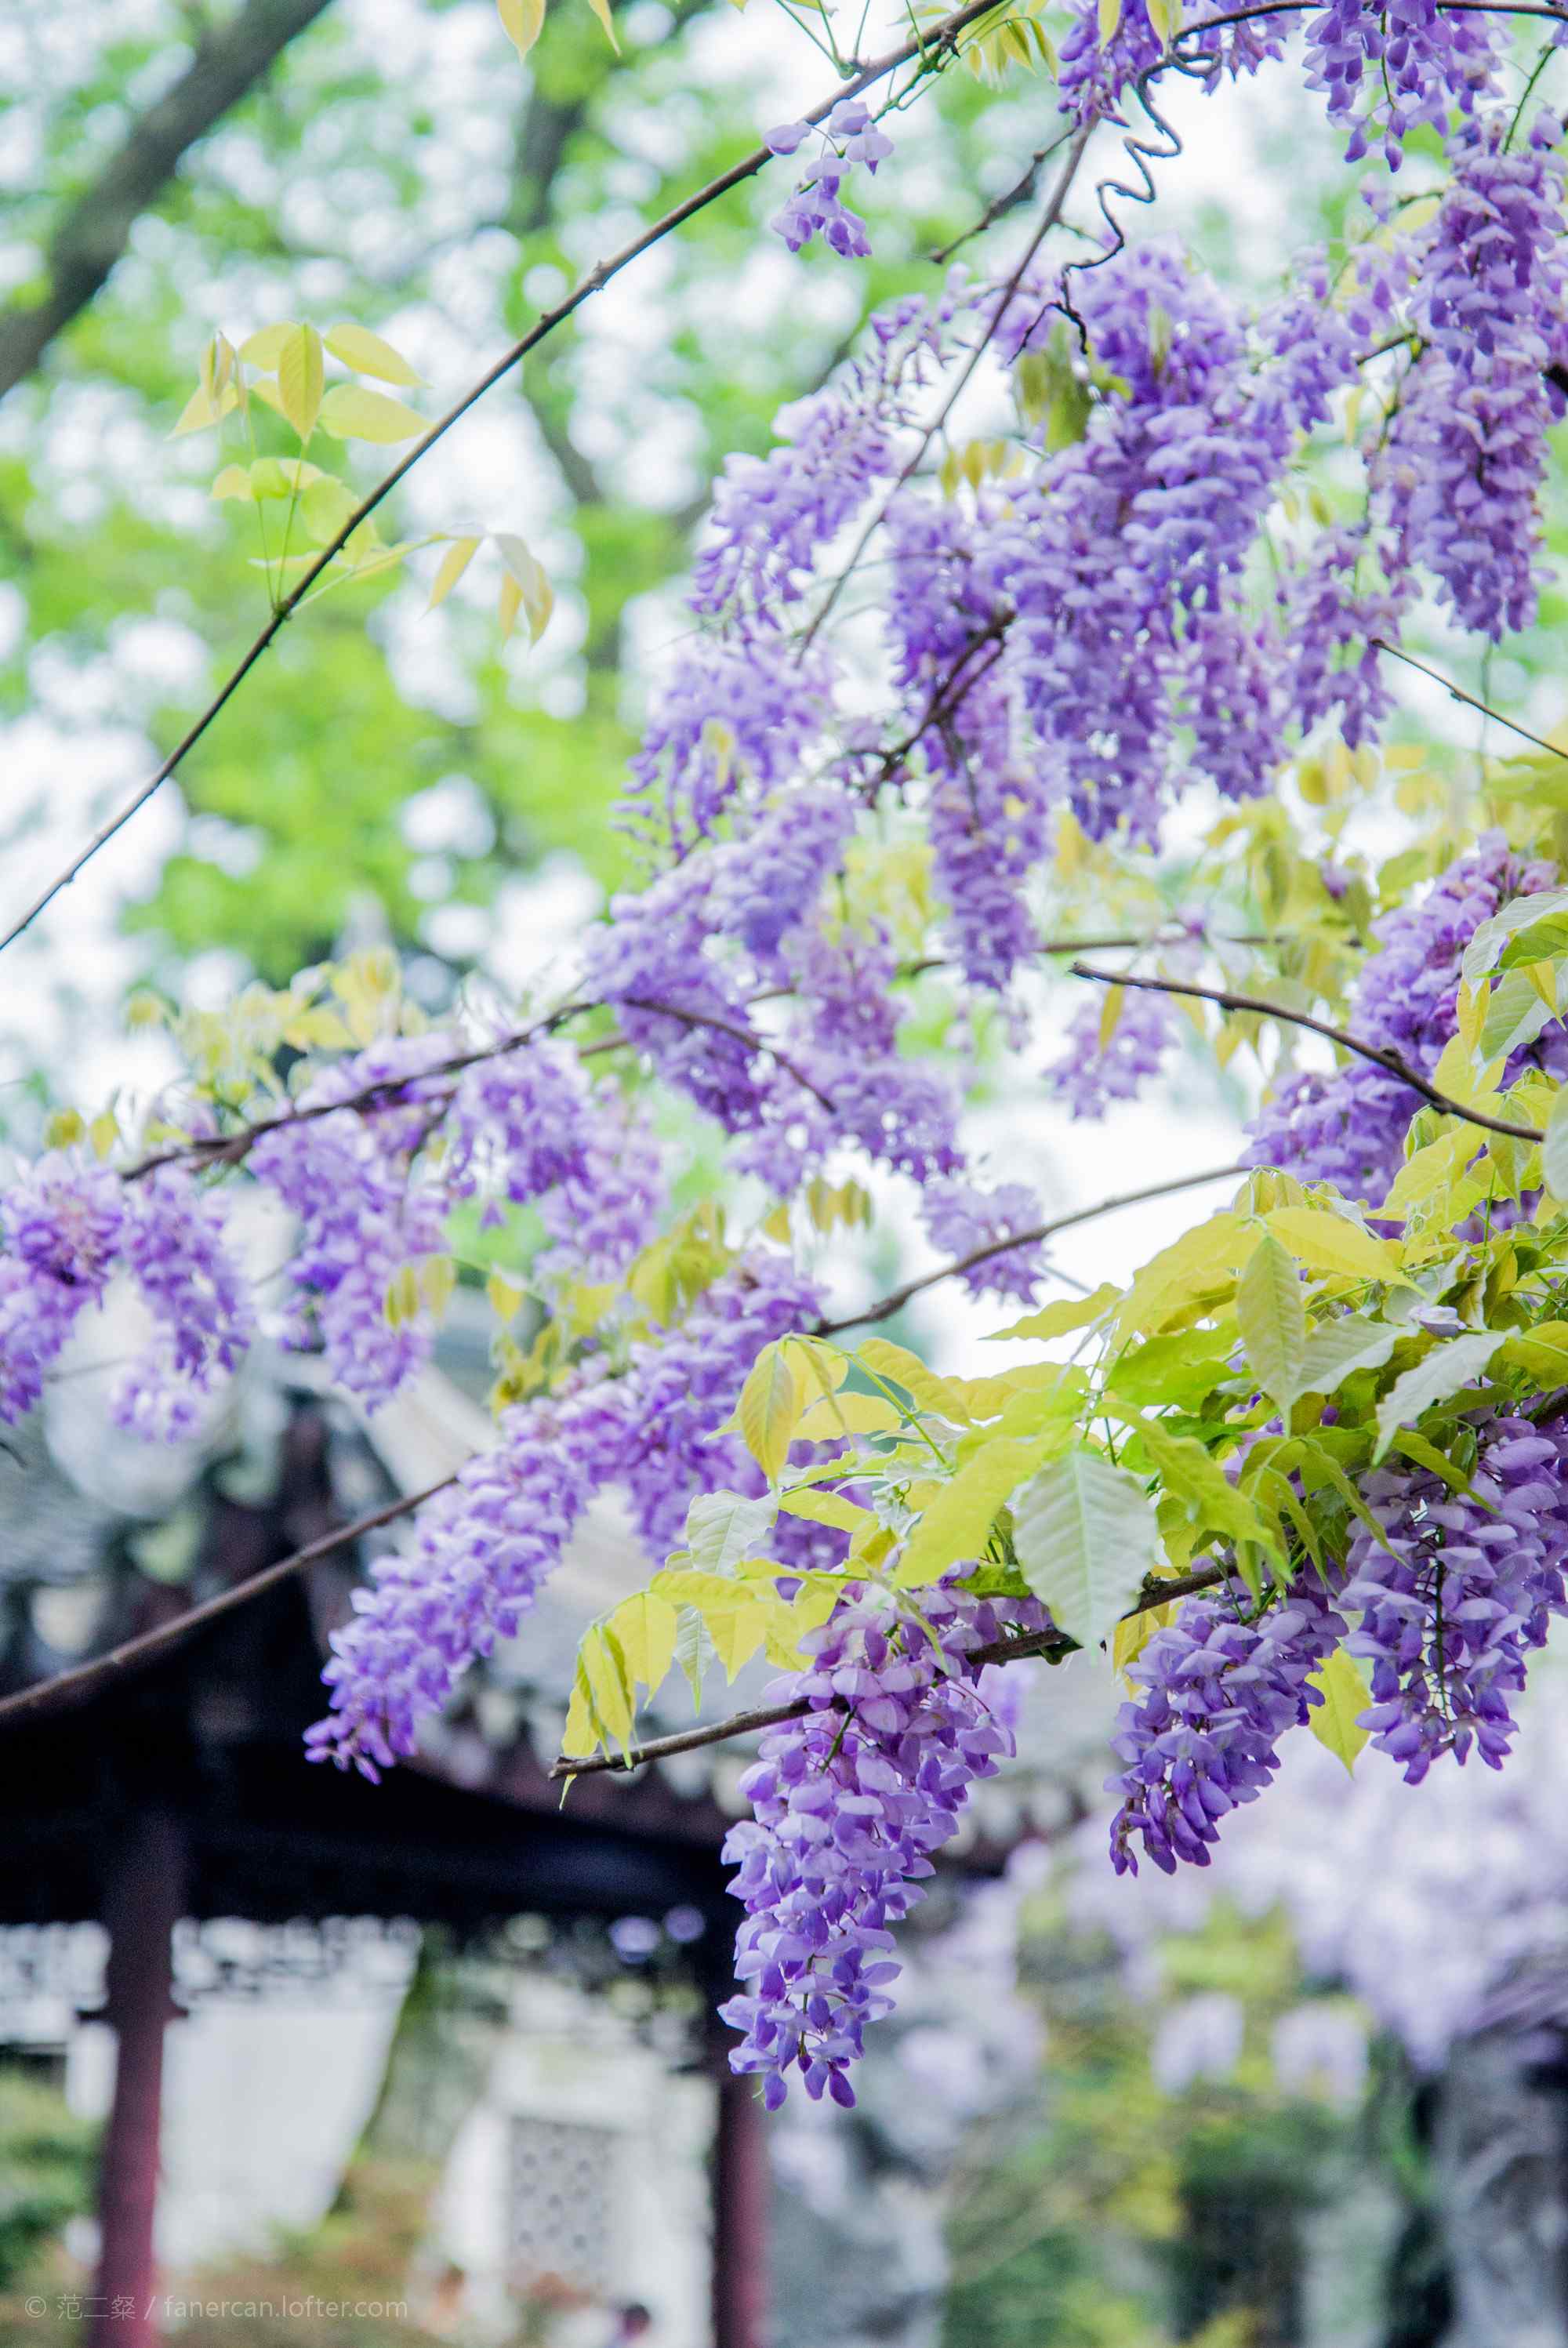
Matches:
[721,1585,1047,2107]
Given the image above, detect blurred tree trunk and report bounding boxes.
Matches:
[0,0,337,397]
[1430,2025,1568,2348]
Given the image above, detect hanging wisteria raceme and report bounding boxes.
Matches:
[1108,1574,1349,1875]
[720,1585,1048,2107]
[1244,829,1564,1200]
[1346,1415,1568,1780]
[307,1252,823,1776]
[1380,115,1568,639]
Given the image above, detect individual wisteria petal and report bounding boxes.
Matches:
[720,1585,1049,2107]
[306,1254,822,1773]
[1109,1573,1350,1874]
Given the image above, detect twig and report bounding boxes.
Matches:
[1069,962,1544,1144]
[0,1475,454,1734]
[549,1562,1229,1778]
[0,0,1009,959]
[928,129,1078,265]
[1371,637,1568,765]
[812,1162,1244,1334]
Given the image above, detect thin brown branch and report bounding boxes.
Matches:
[0,0,1009,959]
[811,1162,1245,1334]
[550,1562,1229,1779]
[929,130,1079,266]
[1372,637,1568,764]
[0,1475,453,1735]
[1069,961,1545,1144]
[0,0,338,399]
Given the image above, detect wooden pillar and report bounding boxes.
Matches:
[89,1811,185,2347]
[711,2063,768,2348]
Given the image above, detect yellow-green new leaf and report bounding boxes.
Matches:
[277,323,325,442]
[1265,1206,1400,1284]
[607,1592,679,1698]
[984,1283,1119,1342]
[493,532,554,642]
[776,1487,878,1536]
[1307,1645,1370,1774]
[317,384,428,443]
[426,535,481,611]
[856,1335,975,1422]
[1543,1085,1568,1199]
[498,0,547,49]
[238,322,296,368]
[1236,1232,1306,1409]
[1011,1448,1161,1649]
[892,1435,1041,1589]
[579,1626,635,1746]
[325,322,423,386]
[1498,1321,1568,1380]
[736,1345,800,1483]
[584,0,621,47]
[796,1391,902,1440]
[682,1490,775,1574]
[1098,0,1123,38]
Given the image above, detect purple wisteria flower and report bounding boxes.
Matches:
[1047,991,1172,1119]
[720,1584,1048,2107]
[307,1254,822,1774]
[0,1151,127,1422]
[766,100,893,261]
[1109,1573,1349,1875]
[1345,1414,1568,1780]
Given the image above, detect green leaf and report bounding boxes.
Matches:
[1127,1415,1275,1555]
[984,1283,1119,1342]
[1296,1316,1401,1398]
[674,1606,714,1709]
[891,1435,1042,1589]
[1010,1449,1161,1649]
[1477,967,1555,1066]
[682,1489,775,1573]
[324,321,423,386]
[1461,887,1568,991]
[1543,1087,1568,1199]
[1265,1206,1400,1285]
[1307,1646,1370,1775]
[1497,1320,1568,1380]
[1236,1233,1306,1409]
[1373,1331,1504,1461]
[298,475,359,546]
[1105,1331,1236,1410]
[277,323,325,442]
[317,383,428,443]
[735,1345,800,1483]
